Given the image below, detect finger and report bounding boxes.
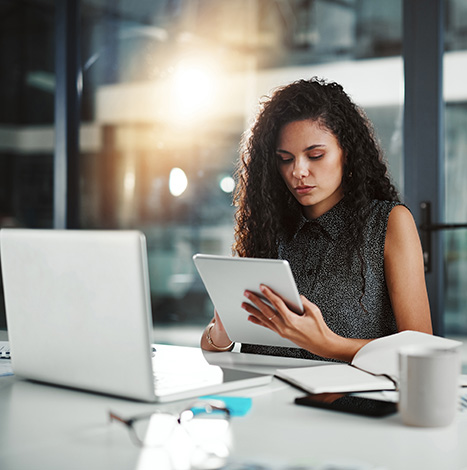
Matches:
[259,285,293,317]
[243,291,275,316]
[247,313,263,326]
[242,301,278,329]
[241,300,270,321]
[244,290,289,329]
[247,312,278,329]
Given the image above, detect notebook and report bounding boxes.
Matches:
[275,331,463,394]
[0,229,271,402]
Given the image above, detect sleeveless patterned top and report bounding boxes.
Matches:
[241,199,401,361]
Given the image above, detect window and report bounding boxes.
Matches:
[444,0,467,334]
[0,0,55,329]
[1,1,406,343]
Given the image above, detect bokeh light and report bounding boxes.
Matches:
[219,176,235,193]
[169,167,188,197]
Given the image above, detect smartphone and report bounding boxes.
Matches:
[295,393,398,418]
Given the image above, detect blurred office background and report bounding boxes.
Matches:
[0,0,466,345]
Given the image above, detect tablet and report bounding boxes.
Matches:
[193,254,303,348]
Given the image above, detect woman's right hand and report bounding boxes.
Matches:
[200,311,234,351]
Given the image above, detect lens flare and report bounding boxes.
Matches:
[171,59,217,121]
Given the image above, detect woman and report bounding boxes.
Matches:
[201,77,432,362]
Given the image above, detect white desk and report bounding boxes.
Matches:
[1,351,466,470]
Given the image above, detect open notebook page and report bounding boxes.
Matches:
[275,363,395,394]
[351,330,462,383]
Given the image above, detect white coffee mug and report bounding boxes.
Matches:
[398,346,461,427]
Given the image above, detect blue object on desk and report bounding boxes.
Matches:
[198,395,252,417]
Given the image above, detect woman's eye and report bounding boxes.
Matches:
[277,155,292,163]
[308,154,324,160]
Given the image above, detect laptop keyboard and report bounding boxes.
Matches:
[151,344,224,395]
[0,342,11,359]
[152,368,216,391]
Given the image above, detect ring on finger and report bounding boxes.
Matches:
[268,314,275,321]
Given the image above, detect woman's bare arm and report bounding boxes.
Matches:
[384,205,432,333]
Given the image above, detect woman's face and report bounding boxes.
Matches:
[276,119,345,219]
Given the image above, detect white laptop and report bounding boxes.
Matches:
[0,229,271,402]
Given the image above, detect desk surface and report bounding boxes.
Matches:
[1,351,467,470]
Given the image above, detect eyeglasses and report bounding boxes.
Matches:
[109,400,232,469]
[109,400,231,447]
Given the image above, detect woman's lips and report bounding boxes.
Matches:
[295,185,315,195]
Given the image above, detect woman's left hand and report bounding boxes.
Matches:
[242,284,369,361]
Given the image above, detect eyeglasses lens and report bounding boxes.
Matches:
[132,413,178,447]
[113,403,232,469]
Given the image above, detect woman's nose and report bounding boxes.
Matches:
[292,160,309,179]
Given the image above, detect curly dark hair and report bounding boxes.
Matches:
[232,77,400,261]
